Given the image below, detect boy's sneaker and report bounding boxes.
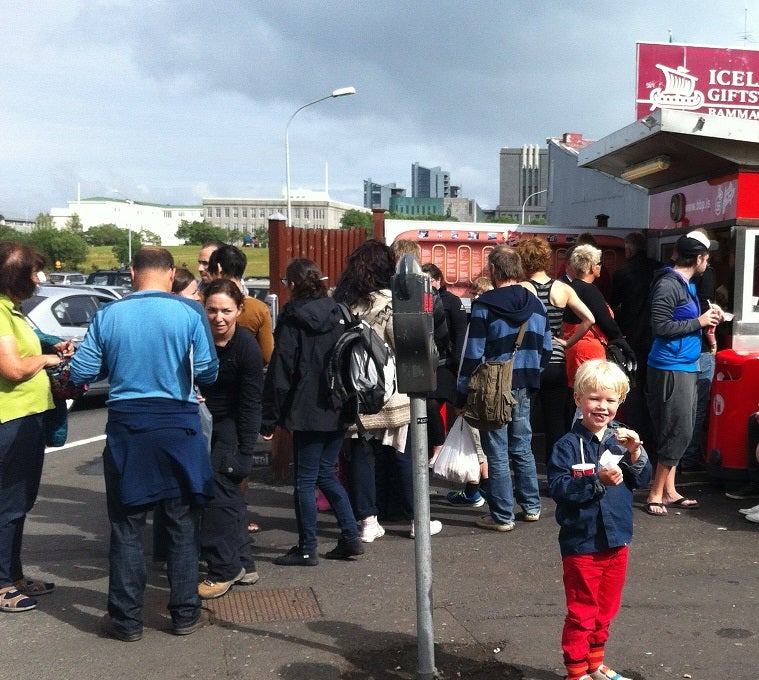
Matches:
[446,489,485,507]
[358,520,385,543]
[739,503,759,515]
[273,546,318,567]
[590,664,631,680]
[325,538,365,560]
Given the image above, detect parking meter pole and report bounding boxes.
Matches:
[391,253,439,680]
[409,394,436,680]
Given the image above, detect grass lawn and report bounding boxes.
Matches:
[83,246,269,278]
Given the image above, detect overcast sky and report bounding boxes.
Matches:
[2,1,755,219]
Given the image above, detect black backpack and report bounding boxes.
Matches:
[327,303,397,419]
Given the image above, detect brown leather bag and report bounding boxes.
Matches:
[461,322,527,431]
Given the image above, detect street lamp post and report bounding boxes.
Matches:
[113,190,135,264]
[285,86,356,226]
[521,188,548,226]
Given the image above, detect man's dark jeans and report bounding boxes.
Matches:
[104,446,202,636]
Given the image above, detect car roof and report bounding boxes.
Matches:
[31,285,113,300]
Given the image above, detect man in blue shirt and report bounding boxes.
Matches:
[644,231,722,516]
[70,247,218,640]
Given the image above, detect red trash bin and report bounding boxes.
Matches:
[707,349,759,482]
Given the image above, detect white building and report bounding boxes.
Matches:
[50,197,203,246]
[203,189,369,232]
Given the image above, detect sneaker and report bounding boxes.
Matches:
[13,577,55,596]
[0,586,37,612]
[739,503,759,515]
[101,613,142,642]
[475,515,515,532]
[409,520,443,538]
[446,489,485,507]
[273,546,319,567]
[744,511,759,523]
[359,520,385,543]
[325,538,365,560]
[198,567,245,599]
[172,609,211,636]
[237,570,260,585]
[725,484,759,500]
[517,510,541,522]
[590,664,632,680]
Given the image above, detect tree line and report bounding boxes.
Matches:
[0,215,246,270]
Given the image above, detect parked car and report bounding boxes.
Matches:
[86,269,132,288]
[243,277,270,301]
[22,285,114,398]
[47,271,87,286]
[81,284,132,300]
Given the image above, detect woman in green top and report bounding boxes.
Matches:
[0,242,73,612]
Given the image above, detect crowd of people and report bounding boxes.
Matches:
[0,228,739,679]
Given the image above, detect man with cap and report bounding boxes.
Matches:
[644,230,723,516]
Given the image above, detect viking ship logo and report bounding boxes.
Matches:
[649,64,705,111]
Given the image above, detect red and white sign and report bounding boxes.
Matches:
[636,42,759,121]
[648,172,759,230]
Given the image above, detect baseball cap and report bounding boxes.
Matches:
[675,230,718,257]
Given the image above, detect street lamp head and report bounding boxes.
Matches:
[331,86,356,98]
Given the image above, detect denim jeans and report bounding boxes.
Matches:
[480,388,540,524]
[292,431,358,554]
[682,352,715,468]
[104,446,202,635]
[348,437,414,522]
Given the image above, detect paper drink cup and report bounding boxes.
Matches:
[571,463,595,477]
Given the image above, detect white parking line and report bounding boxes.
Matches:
[45,434,106,453]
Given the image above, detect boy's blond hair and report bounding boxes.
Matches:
[573,359,630,402]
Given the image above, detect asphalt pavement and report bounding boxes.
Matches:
[4,411,759,680]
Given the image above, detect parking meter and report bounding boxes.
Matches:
[391,254,438,395]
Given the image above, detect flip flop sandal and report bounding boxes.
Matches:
[667,497,699,509]
[0,586,38,612]
[14,577,55,596]
[645,502,667,516]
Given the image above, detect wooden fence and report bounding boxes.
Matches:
[267,217,367,302]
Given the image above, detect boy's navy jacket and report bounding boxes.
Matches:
[547,420,652,557]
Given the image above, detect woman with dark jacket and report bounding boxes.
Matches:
[198,278,263,599]
[261,258,362,566]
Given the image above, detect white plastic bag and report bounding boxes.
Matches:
[433,416,480,484]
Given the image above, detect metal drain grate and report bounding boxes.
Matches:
[203,587,322,624]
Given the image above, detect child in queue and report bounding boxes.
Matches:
[547,359,652,680]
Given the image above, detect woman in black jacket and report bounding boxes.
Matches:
[198,278,263,599]
[261,259,362,566]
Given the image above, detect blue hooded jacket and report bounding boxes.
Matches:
[457,283,552,400]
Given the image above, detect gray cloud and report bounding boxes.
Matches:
[0,1,752,216]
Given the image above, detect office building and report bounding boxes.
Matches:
[412,163,451,198]
[497,144,548,222]
[203,190,368,232]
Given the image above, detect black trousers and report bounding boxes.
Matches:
[200,471,255,581]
